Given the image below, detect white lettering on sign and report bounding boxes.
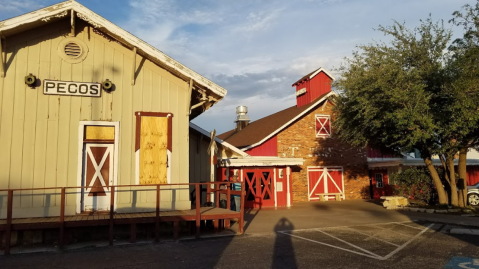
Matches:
[43,80,101,97]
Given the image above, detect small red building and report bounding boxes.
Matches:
[368,149,479,199]
[218,68,370,208]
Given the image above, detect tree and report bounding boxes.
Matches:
[448,1,479,207]
[333,18,451,205]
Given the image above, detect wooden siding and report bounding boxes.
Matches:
[245,136,277,156]
[295,72,331,108]
[0,19,191,218]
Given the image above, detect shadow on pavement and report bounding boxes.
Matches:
[273,218,297,269]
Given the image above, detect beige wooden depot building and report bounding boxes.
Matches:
[0,1,227,218]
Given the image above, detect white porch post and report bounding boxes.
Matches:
[287,166,291,207]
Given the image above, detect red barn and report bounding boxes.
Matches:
[218,68,370,208]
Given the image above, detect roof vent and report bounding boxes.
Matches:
[64,42,82,58]
[235,106,250,131]
[58,37,89,64]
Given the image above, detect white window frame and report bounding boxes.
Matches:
[375,173,384,188]
[315,114,331,138]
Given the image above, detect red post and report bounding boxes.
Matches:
[216,184,220,208]
[206,184,210,203]
[239,181,245,234]
[226,182,231,209]
[109,186,115,246]
[59,187,66,248]
[155,185,160,242]
[195,183,200,239]
[5,190,13,255]
[225,182,231,228]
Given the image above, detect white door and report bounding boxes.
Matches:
[82,143,114,211]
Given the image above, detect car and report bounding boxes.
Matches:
[468,182,479,206]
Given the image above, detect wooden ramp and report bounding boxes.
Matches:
[0,182,246,255]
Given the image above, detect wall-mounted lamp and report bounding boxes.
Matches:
[25,74,36,87]
[102,79,114,92]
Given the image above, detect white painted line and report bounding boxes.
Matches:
[278,222,434,261]
[278,231,382,260]
[278,220,422,233]
[317,230,383,258]
[381,223,434,260]
[394,222,425,230]
[346,228,400,247]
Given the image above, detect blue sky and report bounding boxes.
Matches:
[0,0,474,133]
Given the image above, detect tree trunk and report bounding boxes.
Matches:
[424,157,448,205]
[458,148,468,207]
[446,157,459,207]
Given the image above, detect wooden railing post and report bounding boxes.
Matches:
[155,185,160,242]
[225,182,231,228]
[195,183,200,239]
[59,187,66,248]
[5,190,13,255]
[216,183,220,208]
[109,186,115,246]
[239,181,245,234]
[206,184,210,203]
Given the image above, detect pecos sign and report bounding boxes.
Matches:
[43,80,101,97]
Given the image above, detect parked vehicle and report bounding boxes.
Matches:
[468,182,479,206]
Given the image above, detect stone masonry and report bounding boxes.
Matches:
[276,101,370,202]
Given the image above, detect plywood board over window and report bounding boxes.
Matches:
[135,112,173,184]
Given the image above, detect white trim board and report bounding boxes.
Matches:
[241,91,336,152]
[0,0,227,99]
[309,67,336,81]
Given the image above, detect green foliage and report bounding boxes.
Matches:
[391,168,435,204]
[333,18,450,156]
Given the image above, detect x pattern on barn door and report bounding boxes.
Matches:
[244,170,274,208]
[308,167,344,201]
[315,115,331,138]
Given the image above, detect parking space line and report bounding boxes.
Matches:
[278,231,383,260]
[394,222,425,230]
[278,222,434,261]
[345,227,400,247]
[382,223,434,260]
[317,229,384,258]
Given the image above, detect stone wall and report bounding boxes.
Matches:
[276,101,370,202]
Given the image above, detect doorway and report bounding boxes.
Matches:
[244,168,275,208]
[77,122,119,213]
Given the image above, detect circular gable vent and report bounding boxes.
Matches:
[58,37,88,64]
[64,42,82,58]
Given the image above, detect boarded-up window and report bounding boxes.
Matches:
[135,112,173,185]
[315,114,331,138]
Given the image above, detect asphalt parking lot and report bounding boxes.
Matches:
[1,200,478,268]
[1,220,478,269]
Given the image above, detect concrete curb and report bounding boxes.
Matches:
[450,228,479,235]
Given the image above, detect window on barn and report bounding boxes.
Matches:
[315,114,331,138]
[375,173,384,188]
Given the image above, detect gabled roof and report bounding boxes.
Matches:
[218,91,335,149]
[292,67,335,86]
[0,0,226,99]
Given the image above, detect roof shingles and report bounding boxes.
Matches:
[218,93,330,149]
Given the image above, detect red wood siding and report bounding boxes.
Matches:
[370,169,395,199]
[467,166,479,185]
[366,146,398,158]
[245,136,278,156]
[295,72,332,108]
